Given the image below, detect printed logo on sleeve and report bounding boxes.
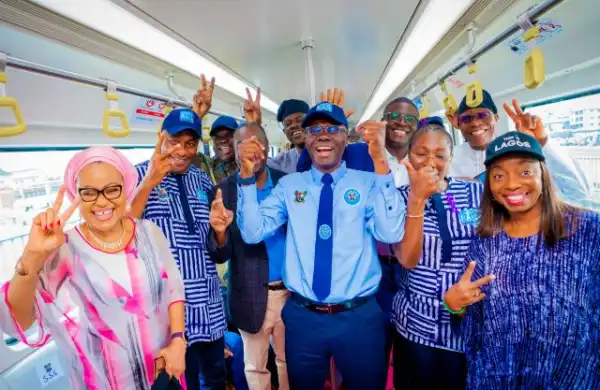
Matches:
[343,189,361,206]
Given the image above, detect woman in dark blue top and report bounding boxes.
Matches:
[445,131,600,389]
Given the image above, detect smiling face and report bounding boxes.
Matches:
[383,101,419,148]
[161,130,200,173]
[305,119,347,172]
[488,154,543,215]
[77,162,126,233]
[282,112,306,147]
[458,107,498,149]
[212,129,235,161]
[408,127,453,181]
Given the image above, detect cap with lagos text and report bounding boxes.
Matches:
[484,131,545,167]
[301,101,349,128]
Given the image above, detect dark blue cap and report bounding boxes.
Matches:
[277,99,309,122]
[210,115,239,136]
[162,108,202,138]
[458,89,498,115]
[417,116,445,129]
[301,102,349,128]
[485,131,545,167]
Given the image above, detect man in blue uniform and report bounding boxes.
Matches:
[131,108,227,390]
[235,102,406,390]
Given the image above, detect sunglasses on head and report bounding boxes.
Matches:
[459,111,492,124]
[305,125,347,136]
[384,112,419,123]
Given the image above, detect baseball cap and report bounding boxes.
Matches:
[210,115,239,136]
[161,108,202,138]
[484,131,545,167]
[457,89,498,115]
[417,116,445,129]
[301,101,349,128]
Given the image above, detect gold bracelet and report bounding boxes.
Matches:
[407,213,424,218]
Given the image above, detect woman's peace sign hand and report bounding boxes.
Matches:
[25,185,81,267]
[503,99,548,146]
[444,261,496,312]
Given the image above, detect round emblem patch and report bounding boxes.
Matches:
[343,189,361,206]
[318,224,332,240]
[157,187,168,201]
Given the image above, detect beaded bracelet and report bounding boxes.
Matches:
[443,300,465,315]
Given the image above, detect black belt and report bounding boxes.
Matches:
[290,293,372,315]
[378,255,396,265]
[265,282,287,291]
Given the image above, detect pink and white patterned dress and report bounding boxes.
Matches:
[1,218,185,390]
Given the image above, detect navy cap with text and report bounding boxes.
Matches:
[484,131,545,167]
[161,108,202,138]
[301,101,349,128]
[458,89,498,115]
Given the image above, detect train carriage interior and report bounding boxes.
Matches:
[0,0,598,388]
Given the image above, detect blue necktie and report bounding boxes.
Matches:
[313,173,334,301]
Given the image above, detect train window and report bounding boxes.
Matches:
[521,91,600,209]
[0,148,152,286]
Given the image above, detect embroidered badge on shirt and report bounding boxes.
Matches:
[343,189,361,206]
[458,208,480,226]
[157,187,169,202]
[318,224,332,240]
[294,190,307,203]
[196,189,209,203]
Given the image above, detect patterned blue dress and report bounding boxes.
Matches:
[463,210,600,389]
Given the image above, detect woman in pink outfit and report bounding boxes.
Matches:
[1,146,186,390]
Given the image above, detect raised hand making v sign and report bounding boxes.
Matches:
[503,98,548,147]
[192,74,216,119]
[444,261,496,313]
[142,131,181,188]
[243,87,262,125]
[20,185,81,274]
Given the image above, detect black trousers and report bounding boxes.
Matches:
[184,337,226,390]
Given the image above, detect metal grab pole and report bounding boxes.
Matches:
[302,38,317,106]
[413,0,565,99]
[4,55,242,120]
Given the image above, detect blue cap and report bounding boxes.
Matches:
[458,89,498,115]
[485,131,545,167]
[277,99,309,122]
[161,108,202,138]
[417,116,445,129]
[302,102,349,128]
[210,115,239,136]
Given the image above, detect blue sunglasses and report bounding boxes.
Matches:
[305,125,347,135]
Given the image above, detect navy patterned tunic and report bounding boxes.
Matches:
[463,210,600,389]
[135,161,226,344]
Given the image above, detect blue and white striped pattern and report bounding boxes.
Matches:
[136,161,226,344]
[391,178,483,352]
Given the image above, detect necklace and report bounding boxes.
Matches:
[87,222,125,250]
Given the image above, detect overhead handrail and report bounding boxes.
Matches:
[3,55,243,121]
[102,80,131,138]
[414,0,565,99]
[518,9,546,89]
[0,52,27,137]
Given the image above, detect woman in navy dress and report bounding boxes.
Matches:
[445,131,600,389]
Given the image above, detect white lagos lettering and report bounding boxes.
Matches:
[495,139,531,151]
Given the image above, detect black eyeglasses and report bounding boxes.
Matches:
[305,125,347,136]
[78,185,123,202]
[459,111,492,124]
[384,112,419,123]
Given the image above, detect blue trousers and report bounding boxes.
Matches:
[376,260,399,365]
[282,297,387,390]
[393,332,466,390]
[185,337,226,390]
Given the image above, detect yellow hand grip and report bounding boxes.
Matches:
[525,47,545,89]
[102,109,131,138]
[443,94,458,115]
[202,125,212,143]
[466,79,484,108]
[467,64,478,75]
[0,72,26,137]
[523,26,540,43]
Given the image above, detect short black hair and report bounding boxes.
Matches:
[408,122,453,153]
[383,97,419,116]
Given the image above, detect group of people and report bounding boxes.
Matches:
[1,73,598,390]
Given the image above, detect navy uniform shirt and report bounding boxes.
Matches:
[135,161,226,344]
[237,162,406,303]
